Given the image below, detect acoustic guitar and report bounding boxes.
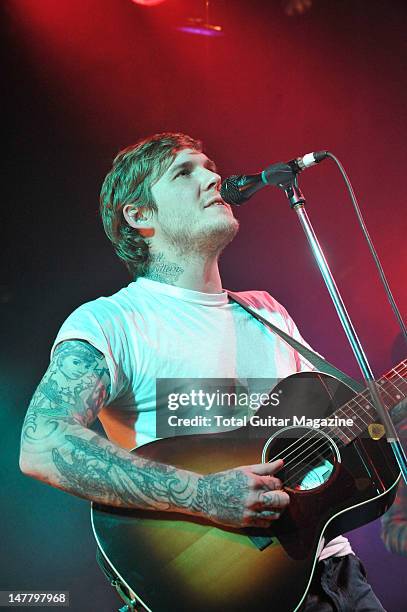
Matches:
[92,361,406,612]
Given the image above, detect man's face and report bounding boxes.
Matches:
[149,148,239,256]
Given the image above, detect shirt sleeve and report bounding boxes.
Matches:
[50,302,126,404]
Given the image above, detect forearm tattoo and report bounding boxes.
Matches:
[23,340,252,517]
[51,433,196,510]
[21,340,198,511]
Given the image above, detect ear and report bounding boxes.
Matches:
[123,205,154,238]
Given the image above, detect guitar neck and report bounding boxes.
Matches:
[330,359,407,445]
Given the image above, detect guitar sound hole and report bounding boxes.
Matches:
[264,426,340,492]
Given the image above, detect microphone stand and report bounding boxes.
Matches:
[280,176,407,483]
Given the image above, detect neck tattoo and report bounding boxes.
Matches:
[145,253,184,285]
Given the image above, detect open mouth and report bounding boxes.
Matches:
[205,199,226,208]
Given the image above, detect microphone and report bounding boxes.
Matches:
[220,151,328,205]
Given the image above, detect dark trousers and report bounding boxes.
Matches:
[302,555,385,611]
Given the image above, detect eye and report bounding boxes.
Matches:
[176,168,192,178]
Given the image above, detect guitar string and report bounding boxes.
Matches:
[263,364,406,474]
[270,407,359,468]
[281,396,397,488]
[392,360,407,378]
[268,379,376,465]
[270,382,380,469]
[291,363,407,461]
[278,387,392,487]
[276,412,404,488]
[275,436,334,488]
[275,384,402,489]
[385,374,406,398]
[266,365,407,488]
[389,364,407,389]
[389,365,407,399]
[270,423,357,489]
[279,409,376,488]
[378,382,397,402]
[280,363,407,463]
[274,420,359,487]
[282,369,407,487]
[280,365,407,485]
[269,382,375,466]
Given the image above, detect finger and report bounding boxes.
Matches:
[250,459,284,476]
[249,510,281,528]
[262,490,290,510]
[261,476,283,490]
[258,510,280,519]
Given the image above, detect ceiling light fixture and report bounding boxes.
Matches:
[177,1,223,37]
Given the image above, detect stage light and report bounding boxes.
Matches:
[177,21,223,37]
[131,0,167,7]
[282,0,313,16]
[176,0,223,37]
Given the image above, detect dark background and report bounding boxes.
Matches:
[2,0,406,610]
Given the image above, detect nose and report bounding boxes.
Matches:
[202,167,221,192]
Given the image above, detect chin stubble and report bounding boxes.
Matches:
[161,215,239,258]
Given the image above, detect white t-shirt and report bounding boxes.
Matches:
[51,277,352,559]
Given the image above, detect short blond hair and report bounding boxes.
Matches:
[100,132,202,278]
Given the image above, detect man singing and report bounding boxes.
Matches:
[20,132,385,610]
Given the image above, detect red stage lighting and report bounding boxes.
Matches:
[282,0,313,16]
[131,0,167,6]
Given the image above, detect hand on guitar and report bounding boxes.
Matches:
[193,459,289,529]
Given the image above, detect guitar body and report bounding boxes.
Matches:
[92,372,400,612]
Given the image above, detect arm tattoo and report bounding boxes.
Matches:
[192,472,250,523]
[145,253,184,285]
[23,340,203,514]
[22,340,110,444]
[51,434,195,510]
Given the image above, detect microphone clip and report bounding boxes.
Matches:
[279,175,306,209]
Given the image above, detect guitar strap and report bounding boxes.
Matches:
[227,291,363,393]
